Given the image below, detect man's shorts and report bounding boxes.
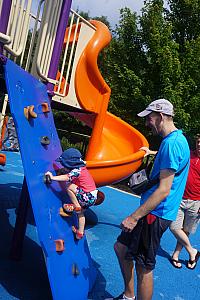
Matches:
[117,214,171,270]
[170,199,200,234]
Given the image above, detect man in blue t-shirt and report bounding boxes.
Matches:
[107,99,190,300]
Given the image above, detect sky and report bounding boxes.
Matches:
[71,0,145,27]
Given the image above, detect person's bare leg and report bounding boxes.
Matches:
[171,241,183,267]
[136,264,153,300]
[77,211,85,234]
[171,229,197,268]
[114,241,135,298]
[66,184,85,236]
[66,184,81,208]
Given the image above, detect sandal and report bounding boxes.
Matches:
[59,207,72,217]
[170,257,182,269]
[72,226,84,240]
[187,251,200,270]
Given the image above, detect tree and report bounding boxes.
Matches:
[167,0,200,138]
[100,8,147,130]
[51,2,200,148]
[99,1,200,146]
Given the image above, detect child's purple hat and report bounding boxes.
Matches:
[56,148,86,168]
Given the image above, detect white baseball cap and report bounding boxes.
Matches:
[137,99,174,117]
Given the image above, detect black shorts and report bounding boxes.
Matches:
[117,214,171,270]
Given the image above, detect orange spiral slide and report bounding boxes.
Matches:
[63,20,148,187]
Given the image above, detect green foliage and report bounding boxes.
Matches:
[53,110,90,156]
[92,15,110,29]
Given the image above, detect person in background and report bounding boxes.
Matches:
[170,134,200,269]
[106,99,190,300]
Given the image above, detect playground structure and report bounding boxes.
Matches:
[0,1,148,299]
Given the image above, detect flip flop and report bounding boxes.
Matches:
[72,226,84,240]
[187,251,200,270]
[170,258,182,269]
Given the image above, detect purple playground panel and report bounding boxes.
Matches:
[0,0,12,53]
[47,0,72,93]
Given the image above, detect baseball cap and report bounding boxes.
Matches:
[137,99,174,117]
[56,148,86,169]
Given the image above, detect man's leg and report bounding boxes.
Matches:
[170,200,200,268]
[136,264,153,300]
[170,228,197,266]
[114,241,135,298]
[171,240,183,267]
[170,202,185,267]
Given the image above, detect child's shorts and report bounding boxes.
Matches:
[75,187,97,209]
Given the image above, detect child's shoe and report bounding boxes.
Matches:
[72,226,84,240]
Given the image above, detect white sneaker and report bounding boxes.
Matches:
[105,293,136,300]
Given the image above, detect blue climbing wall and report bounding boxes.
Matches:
[3,58,97,300]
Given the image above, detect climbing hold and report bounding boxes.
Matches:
[24,105,37,119]
[24,106,29,119]
[41,102,50,113]
[40,136,50,145]
[29,105,37,118]
[72,263,80,276]
[43,174,52,184]
[0,153,6,166]
[54,239,65,252]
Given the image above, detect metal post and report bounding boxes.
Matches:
[47,0,72,94]
[10,178,30,261]
[0,94,8,136]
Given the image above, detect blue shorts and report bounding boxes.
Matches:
[117,214,171,270]
[75,187,97,209]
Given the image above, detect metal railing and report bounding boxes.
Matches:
[33,0,63,82]
[0,0,44,73]
[57,128,90,156]
[53,9,96,96]
[0,0,3,17]
[5,0,32,57]
[0,1,96,87]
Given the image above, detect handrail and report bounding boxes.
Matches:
[57,13,75,93]
[4,0,32,57]
[0,0,2,12]
[36,8,96,84]
[0,32,11,44]
[70,9,96,30]
[53,11,97,99]
[35,0,63,82]
[0,1,97,86]
[25,0,44,71]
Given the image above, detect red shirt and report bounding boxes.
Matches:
[183,151,200,200]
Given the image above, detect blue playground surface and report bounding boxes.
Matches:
[0,151,199,300]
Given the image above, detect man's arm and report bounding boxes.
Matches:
[121,169,175,232]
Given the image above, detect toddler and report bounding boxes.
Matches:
[45,148,98,239]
